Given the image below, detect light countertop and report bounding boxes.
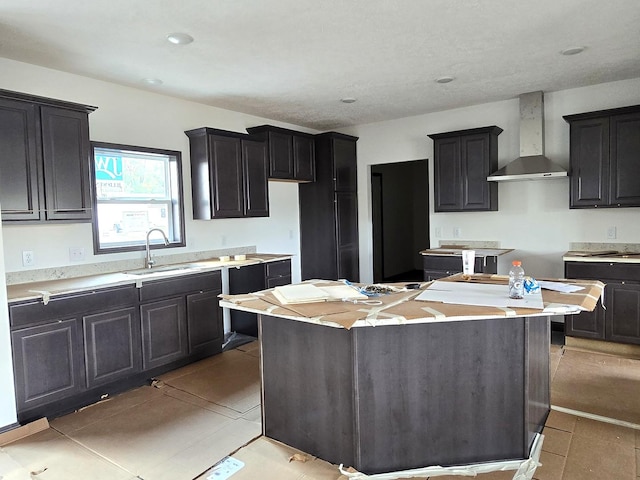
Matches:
[563,251,640,264]
[7,253,292,303]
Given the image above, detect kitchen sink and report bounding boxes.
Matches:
[124,264,200,276]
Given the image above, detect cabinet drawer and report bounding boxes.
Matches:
[10,285,137,329]
[423,256,484,272]
[139,271,222,302]
[267,275,291,289]
[565,262,640,283]
[266,260,291,279]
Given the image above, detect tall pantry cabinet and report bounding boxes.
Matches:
[299,132,359,282]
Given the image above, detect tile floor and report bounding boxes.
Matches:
[0,342,639,480]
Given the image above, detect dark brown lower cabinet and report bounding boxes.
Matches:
[11,319,85,412]
[565,304,605,339]
[9,270,223,424]
[606,282,640,344]
[565,261,640,345]
[230,259,292,337]
[423,254,498,281]
[83,307,141,388]
[187,290,223,356]
[140,298,188,370]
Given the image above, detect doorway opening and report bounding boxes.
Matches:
[371,160,429,283]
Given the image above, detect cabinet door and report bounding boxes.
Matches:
[229,263,266,337]
[565,306,605,340]
[140,297,187,370]
[569,117,610,208]
[460,133,495,210]
[83,307,141,388]
[187,290,223,356]
[40,106,92,220]
[332,137,358,192]
[242,137,269,217]
[610,112,640,206]
[0,98,41,221]
[335,191,359,282]
[423,270,453,282]
[11,318,85,411]
[605,283,640,344]
[268,131,293,179]
[293,135,315,182]
[187,290,224,356]
[433,137,461,211]
[209,134,244,218]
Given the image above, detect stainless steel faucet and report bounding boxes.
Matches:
[146,228,170,268]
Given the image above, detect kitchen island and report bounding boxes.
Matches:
[220,274,603,476]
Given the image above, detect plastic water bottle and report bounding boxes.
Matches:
[509,260,525,299]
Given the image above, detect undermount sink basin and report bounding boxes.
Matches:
[124,264,200,276]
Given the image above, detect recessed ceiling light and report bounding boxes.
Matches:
[166,32,194,45]
[560,46,585,56]
[340,97,357,104]
[435,76,455,84]
[142,78,163,86]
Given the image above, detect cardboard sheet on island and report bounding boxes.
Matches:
[219,275,605,330]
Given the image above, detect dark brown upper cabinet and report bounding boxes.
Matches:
[0,89,96,222]
[428,126,502,212]
[246,125,315,182]
[564,105,640,208]
[185,127,269,219]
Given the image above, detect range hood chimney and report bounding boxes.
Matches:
[487,91,567,182]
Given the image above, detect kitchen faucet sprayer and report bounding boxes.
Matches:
[145,228,170,269]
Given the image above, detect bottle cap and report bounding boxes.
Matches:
[512,260,522,266]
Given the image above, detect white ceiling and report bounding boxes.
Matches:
[1,0,639,130]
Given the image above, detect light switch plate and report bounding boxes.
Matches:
[607,226,617,240]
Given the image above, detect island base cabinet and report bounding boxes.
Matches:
[140,298,188,370]
[11,319,85,412]
[260,314,549,474]
[83,307,141,389]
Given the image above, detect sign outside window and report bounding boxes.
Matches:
[95,154,124,196]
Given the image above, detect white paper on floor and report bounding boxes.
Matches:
[206,456,245,479]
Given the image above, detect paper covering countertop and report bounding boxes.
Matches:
[219,273,605,330]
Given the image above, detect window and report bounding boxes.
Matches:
[91,142,185,254]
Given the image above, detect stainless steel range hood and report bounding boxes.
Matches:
[487,91,567,182]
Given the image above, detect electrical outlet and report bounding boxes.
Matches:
[69,247,85,262]
[453,227,461,238]
[607,226,617,240]
[435,227,442,238]
[22,250,34,267]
